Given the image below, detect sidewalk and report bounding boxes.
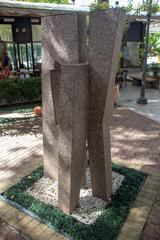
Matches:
[0,107,160,239]
[118,85,160,123]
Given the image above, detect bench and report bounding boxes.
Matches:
[129,74,160,90]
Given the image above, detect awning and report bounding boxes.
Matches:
[0,0,90,17]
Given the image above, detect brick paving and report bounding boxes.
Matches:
[0,109,160,239]
[0,118,42,240]
[111,107,160,240]
[140,190,160,240]
[0,219,27,240]
[111,107,160,168]
[0,118,42,193]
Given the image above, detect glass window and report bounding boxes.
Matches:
[19,43,33,70]
[33,42,42,66]
[123,42,140,67]
[7,43,15,71]
[0,24,13,42]
[19,44,28,68]
[32,25,42,42]
[27,43,34,69]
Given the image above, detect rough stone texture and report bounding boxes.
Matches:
[88,9,125,200]
[58,63,89,214]
[42,9,125,212]
[42,13,87,180]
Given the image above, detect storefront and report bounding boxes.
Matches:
[122,21,146,68]
[0,16,41,71]
[0,0,89,74]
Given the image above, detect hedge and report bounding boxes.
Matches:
[0,77,41,105]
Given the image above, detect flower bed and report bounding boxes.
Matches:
[1,164,146,240]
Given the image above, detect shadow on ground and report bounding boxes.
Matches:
[0,118,42,136]
[111,107,160,168]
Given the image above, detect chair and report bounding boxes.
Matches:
[115,70,128,88]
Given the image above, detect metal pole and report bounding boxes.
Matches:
[137,1,152,104]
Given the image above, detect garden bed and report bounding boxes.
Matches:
[0,101,41,113]
[1,164,146,240]
[0,102,42,125]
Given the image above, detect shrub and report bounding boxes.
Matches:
[0,77,41,104]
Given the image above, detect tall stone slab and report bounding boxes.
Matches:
[42,13,87,180]
[88,9,125,200]
[58,63,89,214]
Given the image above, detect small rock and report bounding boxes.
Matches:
[26,169,124,225]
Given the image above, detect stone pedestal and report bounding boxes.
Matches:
[88,9,125,200]
[58,63,89,214]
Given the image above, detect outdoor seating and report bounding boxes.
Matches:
[115,70,128,88]
[129,72,160,90]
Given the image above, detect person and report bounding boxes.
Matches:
[0,51,11,79]
[19,64,30,79]
[1,65,10,78]
[0,37,10,79]
[3,52,10,67]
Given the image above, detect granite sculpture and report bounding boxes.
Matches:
[88,9,125,200]
[42,9,125,214]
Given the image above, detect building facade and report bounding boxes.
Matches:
[0,16,41,71]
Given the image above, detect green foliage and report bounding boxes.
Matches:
[0,77,41,104]
[137,0,160,14]
[90,1,109,11]
[3,164,146,240]
[148,33,160,56]
[138,32,160,65]
[0,102,41,113]
[17,0,69,4]
[125,3,134,13]
[148,62,160,76]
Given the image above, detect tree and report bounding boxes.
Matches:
[136,0,159,104]
[148,33,160,56]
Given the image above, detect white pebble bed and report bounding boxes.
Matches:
[26,169,124,224]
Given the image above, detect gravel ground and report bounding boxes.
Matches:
[26,169,124,224]
[0,117,42,136]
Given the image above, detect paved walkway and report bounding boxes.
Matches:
[117,85,160,240]
[0,107,160,239]
[140,190,160,240]
[0,219,27,240]
[118,85,160,123]
[0,118,43,240]
[0,118,42,193]
[111,107,160,168]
